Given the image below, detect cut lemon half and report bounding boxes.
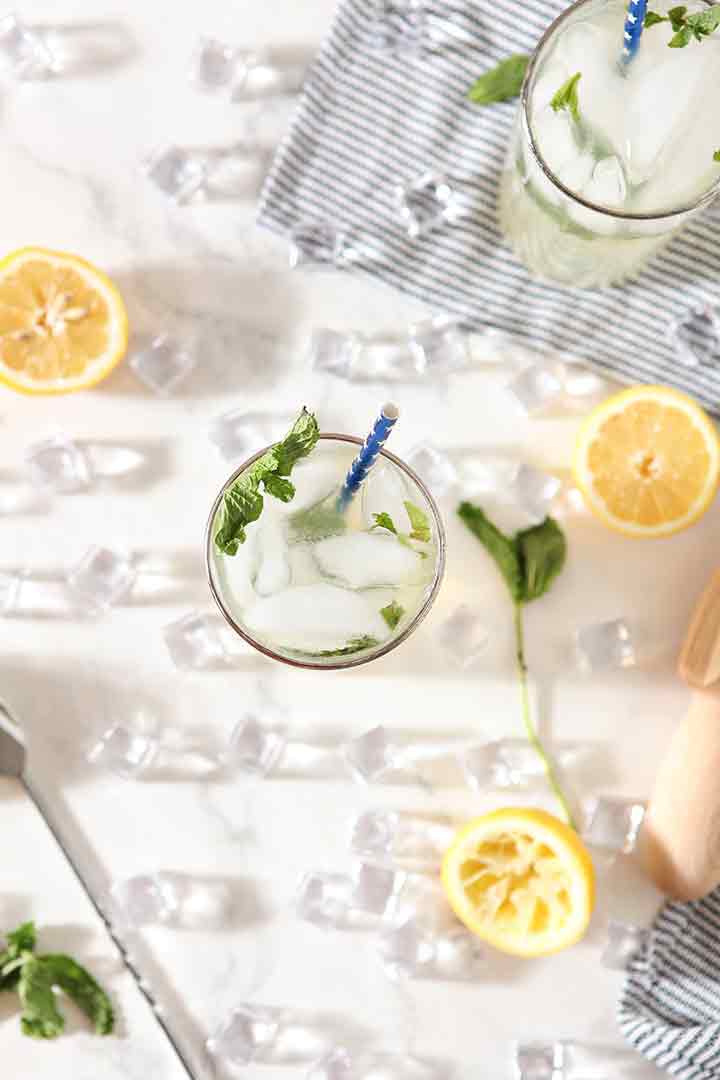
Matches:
[0,247,128,394]
[441,808,595,958]
[574,385,720,538]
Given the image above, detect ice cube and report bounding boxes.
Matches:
[583,156,626,209]
[253,518,291,596]
[512,464,562,521]
[224,714,287,776]
[110,873,180,927]
[436,605,491,670]
[289,223,348,269]
[312,532,424,590]
[342,725,398,783]
[308,328,361,377]
[507,363,563,416]
[395,172,461,238]
[295,871,353,929]
[163,611,229,669]
[307,1048,354,1080]
[279,459,341,515]
[242,583,390,654]
[66,546,136,614]
[24,434,92,492]
[350,810,454,868]
[378,918,487,981]
[86,722,159,778]
[405,445,457,497]
[361,338,423,380]
[143,146,207,204]
[190,36,238,95]
[207,1004,280,1065]
[668,305,720,368]
[515,1041,566,1080]
[0,571,70,618]
[582,796,646,853]
[130,333,197,395]
[351,863,401,916]
[575,618,636,672]
[410,318,470,374]
[0,13,59,79]
[532,107,580,180]
[601,920,649,971]
[463,739,585,791]
[361,462,413,532]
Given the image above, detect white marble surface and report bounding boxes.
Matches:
[2,1,719,1078]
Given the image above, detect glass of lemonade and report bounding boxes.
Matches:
[499,0,720,287]
[206,433,446,669]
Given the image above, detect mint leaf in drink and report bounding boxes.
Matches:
[380,601,404,630]
[669,24,693,45]
[467,54,529,106]
[714,150,720,162]
[661,3,720,44]
[263,475,295,502]
[644,10,667,26]
[18,956,65,1039]
[36,956,114,1036]
[457,502,523,603]
[551,72,582,122]
[403,501,431,543]
[515,518,566,603]
[315,635,380,657]
[214,409,319,555]
[668,5,688,29]
[372,512,398,535]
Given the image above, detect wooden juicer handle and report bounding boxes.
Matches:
[641,570,720,901]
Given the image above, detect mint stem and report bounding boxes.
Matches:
[513,604,576,829]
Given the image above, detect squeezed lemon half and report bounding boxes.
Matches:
[442,808,595,958]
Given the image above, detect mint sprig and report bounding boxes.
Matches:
[372,501,431,557]
[550,72,582,122]
[215,408,319,555]
[645,4,720,45]
[458,503,574,828]
[467,54,529,106]
[1,921,114,1039]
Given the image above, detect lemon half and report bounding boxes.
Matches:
[442,808,595,958]
[574,385,720,538]
[0,247,128,394]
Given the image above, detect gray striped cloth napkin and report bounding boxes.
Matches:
[619,889,720,1078]
[257,0,720,413]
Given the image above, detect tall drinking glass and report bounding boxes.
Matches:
[499,0,720,287]
[206,434,446,670]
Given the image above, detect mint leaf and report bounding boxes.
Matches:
[669,24,693,45]
[515,518,566,603]
[457,502,523,603]
[1,922,36,991]
[214,409,319,555]
[644,10,667,26]
[380,601,404,630]
[273,408,321,475]
[663,4,720,44]
[263,475,295,502]
[36,955,114,1036]
[668,5,688,29]
[551,71,582,122]
[714,150,720,162]
[314,635,379,657]
[468,54,529,105]
[18,955,65,1039]
[403,501,431,543]
[372,512,398,535]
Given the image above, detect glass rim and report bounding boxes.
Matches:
[204,433,447,671]
[521,0,720,222]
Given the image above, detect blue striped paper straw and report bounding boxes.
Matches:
[622,0,648,62]
[337,403,400,510]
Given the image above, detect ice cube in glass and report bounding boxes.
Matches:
[24,435,92,492]
[289,222,348,269]
[515,1041,565,1080]
[86,722,159,778]
[295,871,353,929]
[0,13,59,78]
[224,714,287,776]
[601,920,649,971]
[143,145,207,204]
[129,333,197,395]
[110,873,179,927]
[342,725,397,783]
[575,618,636,672]
[206,1003,280,1065]
[436,605,491,669]
[582,796,646,854]
[507,363,563,416]
[668,304,720,368]
[405,444,457,497]
[163,611,228,670]
[66,546,136,615]
[395,172,461,238]
[308,328,360,377]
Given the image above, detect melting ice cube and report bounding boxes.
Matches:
[313,532,425,589]
[243,582,390,654]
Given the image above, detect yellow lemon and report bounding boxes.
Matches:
[0,247,128,394]
[574,385,720,537]
[441,807,595,958]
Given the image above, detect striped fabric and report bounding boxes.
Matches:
[619,889,720,1079]
[257,0,720,412]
